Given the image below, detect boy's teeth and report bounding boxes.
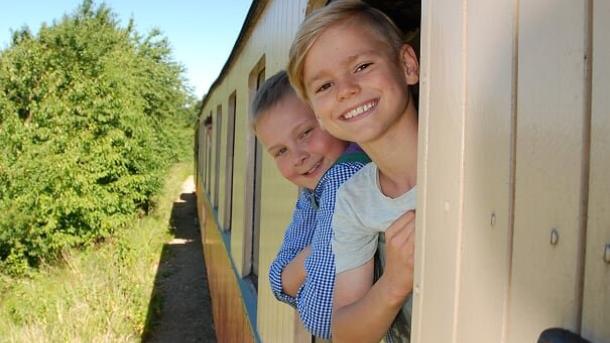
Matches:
[344,102,374,119]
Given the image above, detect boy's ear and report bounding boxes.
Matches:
[400,44,419,85]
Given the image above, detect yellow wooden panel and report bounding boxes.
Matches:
[257,153,303,343]
[581,1,610,342]
[509,1,588,342]
[411,0,466,342]
[197,193,255,343]
[456,1,515,342]
[252,2,312,342]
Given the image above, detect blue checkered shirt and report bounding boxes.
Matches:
[268,158,368,339]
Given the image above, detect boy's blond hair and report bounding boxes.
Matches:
[288,0,404,101]
[250,70,296,132]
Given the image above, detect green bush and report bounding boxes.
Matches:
[0,0,196,274]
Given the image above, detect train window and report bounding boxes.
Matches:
[223,92,237,232]
[206,111,213,196]
[213,105,222,209]
[244,57,265,290]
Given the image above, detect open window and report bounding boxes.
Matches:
[243,56,266,290]
[223,92,237,232]
[213,105,222,209]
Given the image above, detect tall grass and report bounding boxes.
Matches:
[0,161,194,342]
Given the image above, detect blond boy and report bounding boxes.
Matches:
[288,1,419,342]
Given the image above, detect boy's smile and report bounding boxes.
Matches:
[302,19,419,145]
[256,94,347,190]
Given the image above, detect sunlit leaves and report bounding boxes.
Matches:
[0,1,196,275]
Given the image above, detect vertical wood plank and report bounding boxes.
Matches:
[581,1,610,342]
[508,1,588,342]
[412,0,466,342]
[457,0,515,342]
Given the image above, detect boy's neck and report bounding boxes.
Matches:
[361,101,418,199]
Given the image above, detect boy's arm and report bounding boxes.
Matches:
[332,211,416,343]
[269,191,317,304]
[281,245,311,296]
[289,163,364,339]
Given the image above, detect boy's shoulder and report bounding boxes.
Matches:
[319,156,370,187]
[313,157,370,208]
[336,162,377,199]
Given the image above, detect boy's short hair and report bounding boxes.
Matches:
[288,0,404,101]
[250,70,296,132]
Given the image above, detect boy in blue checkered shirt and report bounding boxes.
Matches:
[252,70,369,339]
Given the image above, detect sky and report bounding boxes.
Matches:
[0,0,253,98]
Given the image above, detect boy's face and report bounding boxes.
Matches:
[302,20,419,144]
[256,94,347,190]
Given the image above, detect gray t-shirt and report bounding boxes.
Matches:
[332,162,416,342]
[332,162,417,274]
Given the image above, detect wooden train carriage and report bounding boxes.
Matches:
[195,0,610,342]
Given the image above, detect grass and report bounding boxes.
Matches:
[0,161,194,342]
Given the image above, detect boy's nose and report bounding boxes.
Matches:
[336,77,360,101]
[292,149,309,166]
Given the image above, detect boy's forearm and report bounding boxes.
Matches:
[281,245,311,297]
[333,276,408,343]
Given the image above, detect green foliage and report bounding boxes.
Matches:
[0,162,193,341]
[0,1,196,274]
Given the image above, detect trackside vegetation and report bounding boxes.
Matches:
[0,162,194,341]
[0,0,197,275]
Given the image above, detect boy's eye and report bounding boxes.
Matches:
[315,82,332,94]
[355,62,372,73]
[300,127,313,139]
[274,147,287,158]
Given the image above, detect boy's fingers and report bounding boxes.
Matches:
[386,210,416,236]
[386,211,416,239]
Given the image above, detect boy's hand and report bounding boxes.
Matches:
[382,210,416,303]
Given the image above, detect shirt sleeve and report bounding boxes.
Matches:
[332,173,379,274]
[294,163,363,339]
[268,190,317,305]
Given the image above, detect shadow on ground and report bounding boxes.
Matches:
[142,190,216,342]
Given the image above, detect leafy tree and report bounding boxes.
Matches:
[0,1,195,275]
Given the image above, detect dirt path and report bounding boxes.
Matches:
[145,176,216,342]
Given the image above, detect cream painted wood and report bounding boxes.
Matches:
[508,1,588,342]
[581,1,610,341]
[411,0,466,342]
[413,1,516,342]
[456,1,515,342]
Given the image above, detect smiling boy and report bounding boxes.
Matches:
[252,70,369,339]
[288,1,419,342]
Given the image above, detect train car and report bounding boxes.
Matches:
[195,0,609,342]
